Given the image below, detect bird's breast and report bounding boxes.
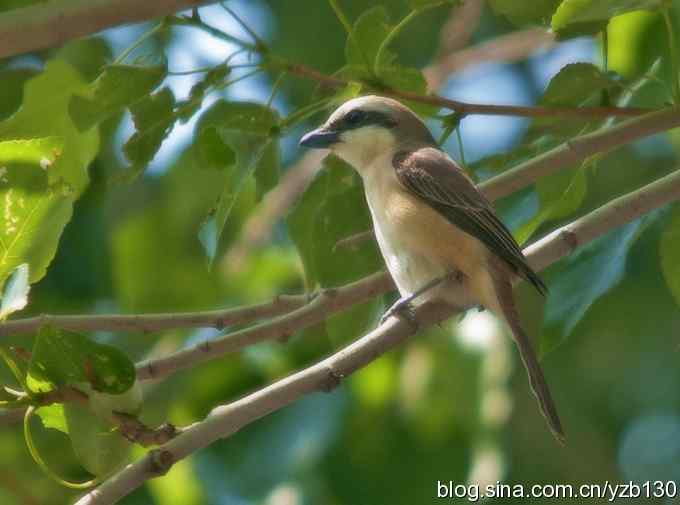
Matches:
[363,165,486,306]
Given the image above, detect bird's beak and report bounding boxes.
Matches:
[299,127,340,149]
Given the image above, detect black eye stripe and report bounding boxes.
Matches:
[333,109,397,131]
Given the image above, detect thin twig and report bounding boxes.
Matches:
[0,295,306,336]
[282,62,652,119]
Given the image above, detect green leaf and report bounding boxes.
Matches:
[123,87,176,175]
[531,63,620,136]
[0,68,38,121]
[69,62,166,130]
[514,167,587,244]
[488,0,561,26]
[0,138,73,288]
[339,65,436,116]
[194,100,278,262]
[288,155,382,289]
[409,0,459,9]
[552,0,665,38]
[195,126,236,170]
[346,6,395,68]
[541,213,657,355]
[55,37,114,82]
[64,403,131,477]
[0,59,100,194]
[254,140,280,201]
[0,263,29,320]
[35,404,68,434]
[660,205,680,308]
[27,326,136,395]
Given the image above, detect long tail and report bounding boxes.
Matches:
[492,277,565,444]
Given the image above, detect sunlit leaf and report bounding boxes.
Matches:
[552,0,665,38]
[123,87,176,175]
[27,326,136,395]
[69,62,166,130]
[35,404,68,434]
[0,138,71,288]
[0,59,100,194]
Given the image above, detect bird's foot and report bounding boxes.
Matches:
[380,297,418,330]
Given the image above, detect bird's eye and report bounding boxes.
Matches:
[345,109,366,126]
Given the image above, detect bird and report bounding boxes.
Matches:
[299,95,564,443]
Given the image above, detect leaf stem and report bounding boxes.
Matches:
[280,97,334,130]
[663,6,680,104]
[374,9,418,74]
[220,2,267,52]
[112,21,165,66]
[328,0,372,71]
[23,406,100,490]
[374,3,444,75]
[169,15,258,52]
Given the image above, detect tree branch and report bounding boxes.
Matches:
[480,107,680,200]
[75,168,680,505]
[282,61,652,119]
[0,0,215,60]
[0,295,305,337]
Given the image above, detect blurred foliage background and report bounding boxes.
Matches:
[1,0,680,504]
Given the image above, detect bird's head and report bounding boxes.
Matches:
[300,95,435,170]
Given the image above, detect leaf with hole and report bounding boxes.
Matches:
[123,87,176,176]
[69,62,166,130]
[27,326,136,395]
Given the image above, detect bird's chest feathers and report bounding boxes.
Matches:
[362,162,484,299]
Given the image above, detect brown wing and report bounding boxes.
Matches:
[393,147,547,295]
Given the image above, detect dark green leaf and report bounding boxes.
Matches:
[123,87,176,175]
[552,0,665,37]
[660,205,680,308]
[0,68,38,121]
[409,0,460,9]
[27,326,136,395]
[254,138,280,201]
[488,0,561,26]
[64,403,131,477]
[531,63,620,136]
[345,6,395,68]
[339,65,436,116]
[55,38,113,82]
[515,167,587,244]
[69,62,167,131]
[194,100,278,262]
[288,155,382,289]
[196,126,236,170]
[541,213,658,355]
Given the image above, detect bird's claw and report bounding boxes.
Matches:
[380,298,418,329]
